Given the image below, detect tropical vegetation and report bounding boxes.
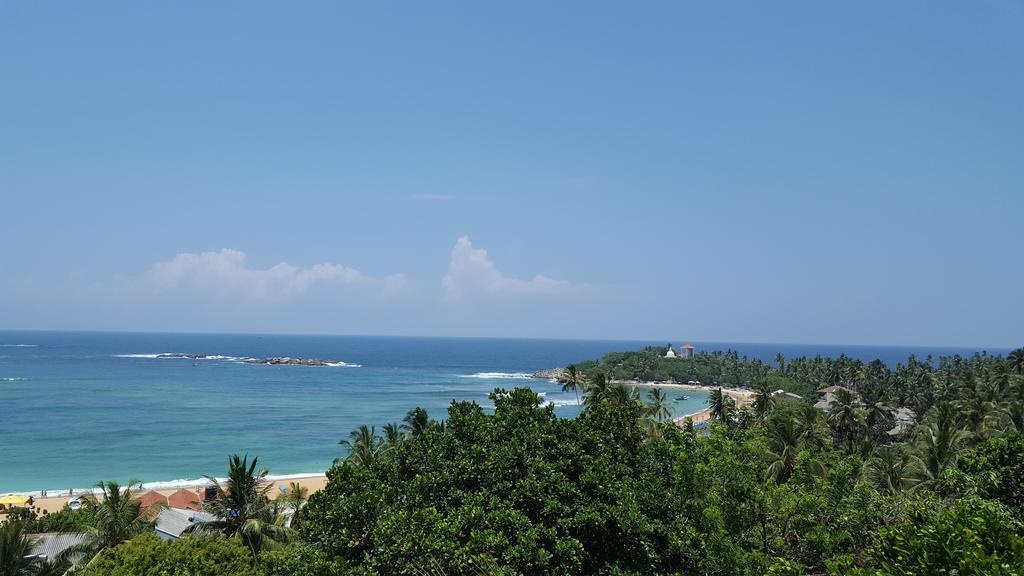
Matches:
[2,346,1022,574]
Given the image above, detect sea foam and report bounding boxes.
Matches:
[0,344,38,347]
[461,372,535,380]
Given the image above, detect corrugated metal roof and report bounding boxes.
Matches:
[155,507,216,539]
[28,532,87,560]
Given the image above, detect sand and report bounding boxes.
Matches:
[0,473,329,517]
[608,380,755,427]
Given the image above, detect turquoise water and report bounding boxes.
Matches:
[0,331,1007,492]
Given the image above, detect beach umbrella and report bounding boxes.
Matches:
[0,493,30,506]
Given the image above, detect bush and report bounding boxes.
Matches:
[841,498,1024,575]
[79,533,262,576]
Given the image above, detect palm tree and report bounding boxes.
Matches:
[381,422,404,446]
[828,390,866,445]
[862,396,896,440]
[185,455,291,559]
[915,403,970,484]
[956,380,1011,441]
[336,425,383,468]
[0,522,57,576]
[63,480,153,568]
[751,380,776,419]
[765,416,802,484]
[582,371,611,408]
[646,388,673,422]
[604,383,639,406]
[560,364,584,406]
[708,388,735,423]
[794,402,828,449]
[1008,347,1024,375]
[278,481,309,529]
[401,407,434,437]
[866,447,922,495]
[775,353,786,374]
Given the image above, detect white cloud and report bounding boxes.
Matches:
[145,249,406,300]
[441,236,572,299]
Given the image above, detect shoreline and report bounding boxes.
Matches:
[608,380,754,426]
[2,473,328,515]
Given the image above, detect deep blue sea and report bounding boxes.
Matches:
[0,331,1009,492]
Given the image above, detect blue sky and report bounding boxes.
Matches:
[1,1,1021,347]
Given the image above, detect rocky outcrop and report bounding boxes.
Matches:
[532,368,566,380]
[244,357,341,366]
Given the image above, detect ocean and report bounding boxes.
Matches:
[0,330,1009,493]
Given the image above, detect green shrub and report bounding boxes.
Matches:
[80,533,262,576]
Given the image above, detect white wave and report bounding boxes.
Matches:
[0,344,38,347]
[1,377,27,382]
[326,361,362,368]
[460,372,535,380]
[114,353,242,361]
[14,472,329,498]
[545,398,580,407]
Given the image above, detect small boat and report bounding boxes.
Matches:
[675,395,690,401]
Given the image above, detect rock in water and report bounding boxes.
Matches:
[532,368,566,380]
[244,357,340,366]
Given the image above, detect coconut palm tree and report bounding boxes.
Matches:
[1008,347,1024,375]
[794,402,829,449]
[956,380,1011,441]
[336,425,383,468]
[185,455,291,559]
[401,407,435,437]
[765,416,802,484]
[708,388,735,423]
[775,353,786,374]
[866,447,922,495]
[278,481,309,529]
[862,396,896,440]
[751,380,776,419]
[0,522,63,576]
[915,403,970,484]
[381,422,404,446]
[646,388,673,422]
[605,383,640,406]
[828,390,866,445]
[560,364,584,406]
[62,480,153,568]
[582,371,611,408]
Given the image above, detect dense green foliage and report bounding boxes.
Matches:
[9,506,92,534]
[3,346,1022,574]
[78,533,262,576]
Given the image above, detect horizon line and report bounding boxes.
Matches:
[0,327,1016,352]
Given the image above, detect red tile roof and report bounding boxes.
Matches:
[136,490,168,508]
[136,491,168,520]
[167,489,202,511]
[681,344,695,349]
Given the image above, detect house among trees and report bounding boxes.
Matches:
[814,385,856,411]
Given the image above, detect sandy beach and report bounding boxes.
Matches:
[1,473,328,517]
[610,380,755,426]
